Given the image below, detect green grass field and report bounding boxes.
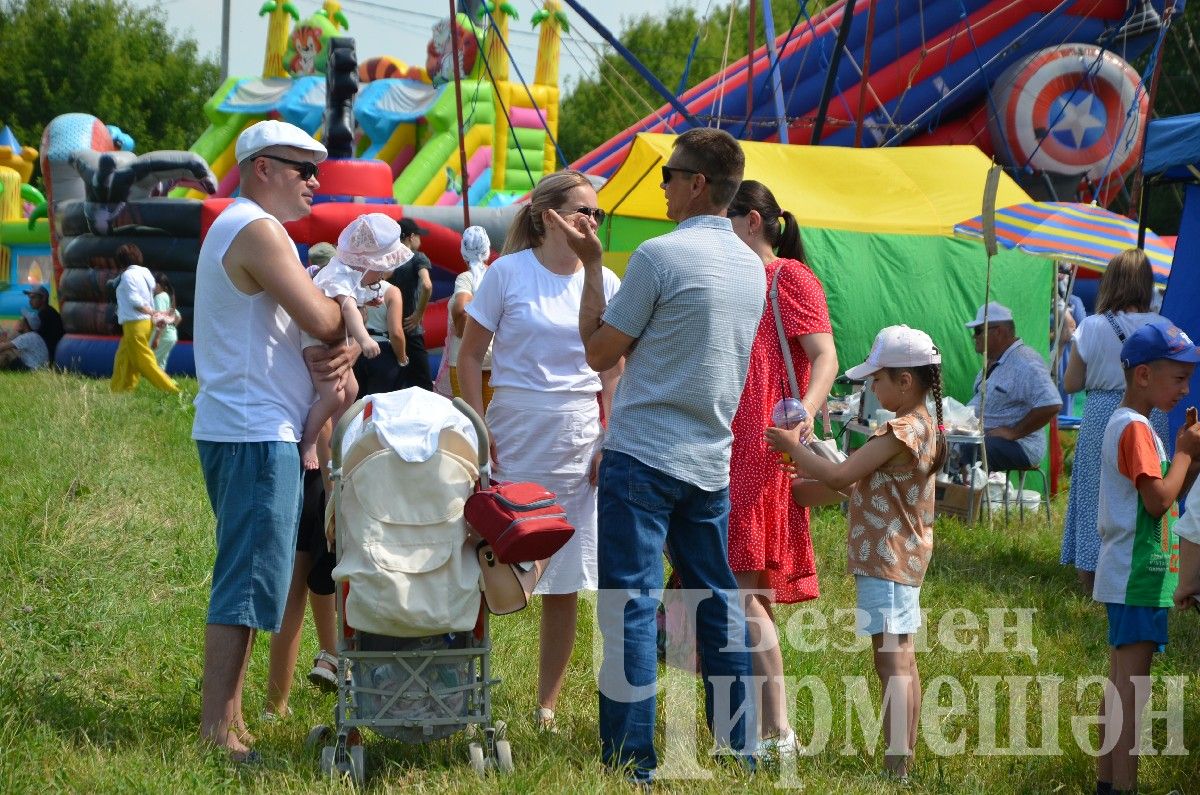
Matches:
[2,372,1198,793]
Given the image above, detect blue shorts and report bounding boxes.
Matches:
[1105,603,1169,652]
[197,441,303,632]
[854,575,922,636]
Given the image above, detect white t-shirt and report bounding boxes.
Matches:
[448,269,492,369]
[11,331,48,369]
[465,249,619,393]
[1072,311,1160,391]
[116,265,156,324]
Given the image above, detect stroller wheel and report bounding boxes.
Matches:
[492,720,507,740]
[494,739,514,774]
[347,745,366,786]
[319,745,336,776]
[305,724,330,752]
[468,742,487,776]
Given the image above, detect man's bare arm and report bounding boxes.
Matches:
[227,218,343,341]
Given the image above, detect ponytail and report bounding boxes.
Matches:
[776,210,806,261]
[928,363,948,472]
[729,180,808,262]
[501,204,539,255]
[501,169,593,256]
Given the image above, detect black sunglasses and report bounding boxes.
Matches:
[661,165,706,184]
[256,154,319,181]
[558,206,606,224]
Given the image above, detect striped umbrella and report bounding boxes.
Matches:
[954,202,1174,284]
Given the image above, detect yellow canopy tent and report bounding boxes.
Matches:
[595,134,1049,403]
[598,134,1031,236]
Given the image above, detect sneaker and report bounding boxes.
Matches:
[755,728,797,762]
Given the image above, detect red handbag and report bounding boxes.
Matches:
[464,482,574,564]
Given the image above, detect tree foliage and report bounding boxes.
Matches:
[0,0,220,163]
[558,0,819,164]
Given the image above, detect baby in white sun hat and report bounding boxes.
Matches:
[300,213,412,471]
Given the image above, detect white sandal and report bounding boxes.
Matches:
[534,707,558,734]
[307,649,339,692]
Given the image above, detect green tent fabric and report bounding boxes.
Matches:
[800,228,1054,402]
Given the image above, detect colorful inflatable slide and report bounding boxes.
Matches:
[571,0,1166,204]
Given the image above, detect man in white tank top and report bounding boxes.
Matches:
[192,120,358,762]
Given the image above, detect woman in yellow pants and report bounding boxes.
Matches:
[110,243,179,394]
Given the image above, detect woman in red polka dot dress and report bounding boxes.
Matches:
[726,180,837,757]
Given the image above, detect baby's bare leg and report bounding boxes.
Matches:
[300,345,344,471]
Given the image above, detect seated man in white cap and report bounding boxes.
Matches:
[966,301,1062,471]
[0,312,50,371]
[191,119,358,763]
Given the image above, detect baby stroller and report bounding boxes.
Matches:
[307,390,511,784]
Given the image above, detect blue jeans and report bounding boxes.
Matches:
[597,450,754,781]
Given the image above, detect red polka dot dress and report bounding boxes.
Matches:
[728,258,831,604]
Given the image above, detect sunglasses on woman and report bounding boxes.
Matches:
[256,154,320,181]
[558,206,606,224]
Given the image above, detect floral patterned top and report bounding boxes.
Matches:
[846,411,936,586]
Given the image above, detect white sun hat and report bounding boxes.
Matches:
[332,213,413,272]
[845,325,941,380]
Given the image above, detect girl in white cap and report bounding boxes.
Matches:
[299,213,412,470]
[766,324,946,783]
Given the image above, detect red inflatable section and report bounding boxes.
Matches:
[197,159,497,354]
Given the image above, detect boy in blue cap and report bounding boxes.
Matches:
[1093,317,1200,794]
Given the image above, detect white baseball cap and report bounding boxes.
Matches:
[235,120,327,164]
[845,325,941,380]
[964,301,1014,329]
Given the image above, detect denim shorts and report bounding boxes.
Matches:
[1105,603,1168,652]
[854,575,922,636]
[197,441,303,632]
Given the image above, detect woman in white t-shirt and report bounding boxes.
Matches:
[457,170,621,732]
[1061,249,1162,592]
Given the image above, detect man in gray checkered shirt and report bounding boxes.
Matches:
[554,128,763,783]
[966,301,1062,470]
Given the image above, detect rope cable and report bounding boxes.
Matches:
[713,1,739,129]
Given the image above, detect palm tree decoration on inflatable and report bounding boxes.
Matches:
[481,0,520,83]
[531,0,567,87]
[316,0,350,32]
[258,1,300,78]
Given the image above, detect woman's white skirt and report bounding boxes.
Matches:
[485,386,600,595]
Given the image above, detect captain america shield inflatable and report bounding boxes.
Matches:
[989,45,1147,182]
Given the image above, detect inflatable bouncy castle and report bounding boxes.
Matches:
[45,1,574,376]
[0,125,50,331]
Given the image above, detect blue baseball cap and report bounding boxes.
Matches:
[1120,318,1200,369]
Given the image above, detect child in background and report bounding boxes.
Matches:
[150,272,182,369]
[1092,318,1200,795]
[766,325,945,782]
[299,214,412,470]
